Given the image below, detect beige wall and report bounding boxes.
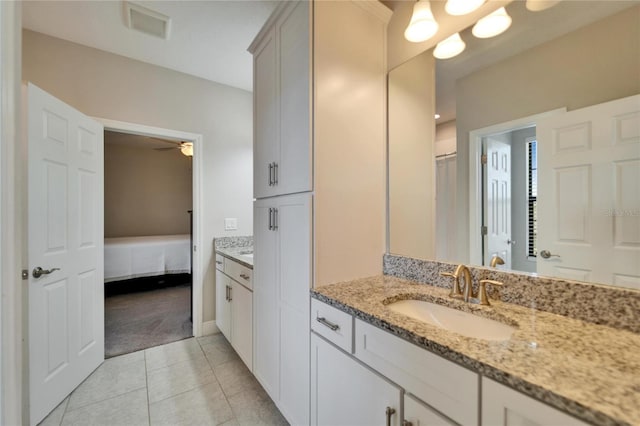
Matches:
[454,6,640,262]
[104,137,192,238]
[23,30,254,324]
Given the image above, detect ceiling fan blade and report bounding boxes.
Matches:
[147,136,182,146]
[153,147,179,151]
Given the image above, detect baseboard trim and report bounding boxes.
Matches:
[201,321,220,336]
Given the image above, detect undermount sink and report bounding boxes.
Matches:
[386,299,516,341]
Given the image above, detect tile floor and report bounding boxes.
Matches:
[39,334,289,426]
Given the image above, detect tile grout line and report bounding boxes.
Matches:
[145,350,151,426]
[197,337,240,426]
[57,395,70,426]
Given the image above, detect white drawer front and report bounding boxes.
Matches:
[225,258,252,290]
[355,319,479,426]
[310,299,353,353]
[215,254,224,271]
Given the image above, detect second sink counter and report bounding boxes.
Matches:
[311,275,640,426]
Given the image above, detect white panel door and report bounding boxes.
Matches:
[537,95,640,286]
[404,394,456,426]
[215,269,231,340]
[311,334,402,426]
[484,137,512,269]
[28,83,104,425]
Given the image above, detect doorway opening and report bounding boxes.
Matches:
[480,126,537,273]
[97,119,204,357]
[468,108,565,270]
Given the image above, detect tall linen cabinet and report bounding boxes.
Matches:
[249,1,391,424]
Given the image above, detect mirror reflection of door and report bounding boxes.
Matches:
[482,127,540,272]
[483,136,512,269]
[537,95,640,287]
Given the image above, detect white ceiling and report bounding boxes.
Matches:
[22,0,280,92]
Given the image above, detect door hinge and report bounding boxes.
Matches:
[22,269,29,280]
[481,154,487,165]
[481,226,488,236]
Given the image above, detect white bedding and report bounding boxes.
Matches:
[104,234,191,283]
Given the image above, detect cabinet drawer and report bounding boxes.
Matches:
[225,258,252,290]
[354,319,479,426]
[215,254,224,271]
[311,299,353,353]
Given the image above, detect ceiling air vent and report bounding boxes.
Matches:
[124,2,171,40]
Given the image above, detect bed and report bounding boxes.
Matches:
[104,234,191,283]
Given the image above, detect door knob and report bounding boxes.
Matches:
[507,239,516,245]
[539,250,560,259]
[32,267,60,278]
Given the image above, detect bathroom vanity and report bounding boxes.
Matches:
[214,237,254,371]
[311,271,640,426]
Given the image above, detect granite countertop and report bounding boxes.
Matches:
[311,275,640,426]
[215,246,253,268]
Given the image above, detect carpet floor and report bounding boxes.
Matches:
[105,284,192,358]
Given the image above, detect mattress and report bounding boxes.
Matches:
[104,234,191,283]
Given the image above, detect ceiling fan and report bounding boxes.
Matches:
[151,137,193,157]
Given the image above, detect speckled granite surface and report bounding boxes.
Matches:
[213,236,253,268]
[312,276,640,426]
[384,254,640,334]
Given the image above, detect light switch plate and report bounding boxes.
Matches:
[224,218,238,231]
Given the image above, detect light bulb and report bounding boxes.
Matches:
[472,7,512,39]
[434,33,466,59]
[526,0,561,12]
[404,0,439,43]
[180,143,193,157]
[445,0,485,16]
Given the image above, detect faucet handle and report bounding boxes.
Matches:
[478,279,504,306]
[440,272,463,298]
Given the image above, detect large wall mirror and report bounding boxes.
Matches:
[388,0,640,290]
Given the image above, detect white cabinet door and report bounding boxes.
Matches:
[277,0,311,196]
[215,269,231,340]
[253,26,278,199]
[277,193,312,425]
[404,394,456,426]
[253,200,279,397]
[231,281,252,371]
[254,193,312,425]
[482,378,589,426]
[311,334,401,426]
[252,1,311,199]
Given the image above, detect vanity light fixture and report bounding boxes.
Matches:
[180,142,193,157]
[434,32,466,59]
[445,0,485,16]
[404,0,439,43]
[525,0,561,12]
[472,7,512,38]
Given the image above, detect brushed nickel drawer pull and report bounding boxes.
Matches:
[316,317,340,331]
[385,407,396,426]
[239,273,250,280]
